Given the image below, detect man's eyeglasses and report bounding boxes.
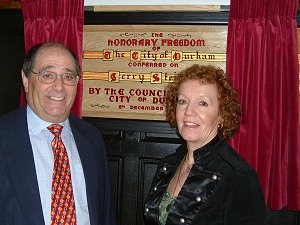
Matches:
[30,70,80,86]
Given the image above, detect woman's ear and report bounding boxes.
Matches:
[217,116,223,129]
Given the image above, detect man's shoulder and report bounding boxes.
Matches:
[69,114,101,135]
[0,107,26,128]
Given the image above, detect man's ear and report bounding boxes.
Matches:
[21,70,29,92]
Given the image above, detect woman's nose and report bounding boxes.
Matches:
[184,103,196,116]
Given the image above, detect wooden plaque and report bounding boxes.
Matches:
[82,25,227,120]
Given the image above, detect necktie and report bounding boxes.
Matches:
[48,124,77,225]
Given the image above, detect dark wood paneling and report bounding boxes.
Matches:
[138,159,161,225]
[89,118,181,225]
[108,156,123,225]
[84,11,229,25]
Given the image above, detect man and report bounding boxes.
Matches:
[0,42,116,225]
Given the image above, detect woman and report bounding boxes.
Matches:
[144,64,267,225]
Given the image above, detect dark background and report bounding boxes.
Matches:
[0,9,299,225]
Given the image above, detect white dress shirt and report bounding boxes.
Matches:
[27,105,91,225]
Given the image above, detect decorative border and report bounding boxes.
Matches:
[0,0,21,9]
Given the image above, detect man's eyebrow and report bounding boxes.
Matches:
[39,66,75,74]
[64,68,76,73]
[39,65,55,71]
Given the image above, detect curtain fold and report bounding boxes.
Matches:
[20,0,84,117]
[226,0,300,210]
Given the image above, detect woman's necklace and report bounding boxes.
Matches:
[166,154,192,212]
[172,156,185,197]
[173,154,193,195]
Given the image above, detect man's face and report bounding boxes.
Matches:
[22,46,78,123]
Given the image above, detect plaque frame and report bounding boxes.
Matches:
[83,11,230,120]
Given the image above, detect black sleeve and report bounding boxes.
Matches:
[224,169,267,225]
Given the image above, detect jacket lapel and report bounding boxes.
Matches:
[5,107,45,225]
[70,117,100,225]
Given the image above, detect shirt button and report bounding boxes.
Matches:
[145,207,149,212]
[212,174,218,180]
[180,218,185,223]
[196,196,202,202]
[163,166,167,171]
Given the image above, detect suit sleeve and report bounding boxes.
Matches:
[95,130,117,225]
[101,140,117,225]
[224,169,267,225]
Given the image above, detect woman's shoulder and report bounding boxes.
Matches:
[216,142,257,176]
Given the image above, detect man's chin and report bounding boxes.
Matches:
[45,110,69,123]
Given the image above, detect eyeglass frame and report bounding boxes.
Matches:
[29,69,80,86]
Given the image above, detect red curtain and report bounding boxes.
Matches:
[226,0,300,210]
[20,0,84,117]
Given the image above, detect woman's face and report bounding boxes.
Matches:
[176,80,220,151]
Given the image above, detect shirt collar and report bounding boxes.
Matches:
[26,105,72,135]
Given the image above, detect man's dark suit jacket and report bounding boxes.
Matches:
[0,106,116,225]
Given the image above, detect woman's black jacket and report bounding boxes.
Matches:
[144,136,267,225]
